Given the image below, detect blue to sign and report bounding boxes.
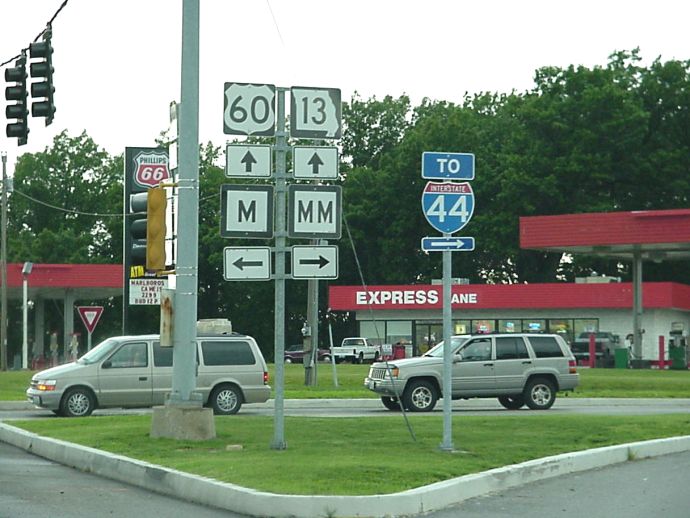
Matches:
[421,181,474,234]
[422,152,475,180]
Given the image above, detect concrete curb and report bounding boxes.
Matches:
[2,421,689,517]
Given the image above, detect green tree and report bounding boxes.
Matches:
[9,131,122,264]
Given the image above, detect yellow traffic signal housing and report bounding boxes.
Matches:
[146,187,167,270]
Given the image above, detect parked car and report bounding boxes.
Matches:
[571,331,620,366]
[26,328,271,417]
[284,344,332,363]
[364,333,579,412]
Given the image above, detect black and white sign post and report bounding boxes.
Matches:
[221,82,342,450]
[421,152,475,452]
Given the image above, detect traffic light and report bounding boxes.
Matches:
[146,187,166,271]
[129,192,149,268]
[5,54,29,145]
[29,29,55,125]
[128,188,167,271]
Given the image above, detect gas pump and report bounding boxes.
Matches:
[669,326,688,370]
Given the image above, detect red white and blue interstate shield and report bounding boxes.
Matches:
[421,181,474,234]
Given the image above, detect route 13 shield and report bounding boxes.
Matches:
[134,150,170,189]
[421,181,474,234]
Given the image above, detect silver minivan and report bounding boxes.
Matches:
[27,331,271,417]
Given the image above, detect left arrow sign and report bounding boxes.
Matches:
[224,247,271,281]
[233,257,264,270]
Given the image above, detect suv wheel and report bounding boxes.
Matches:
[498,395,525,410]
[210,384,242,415]
[403,380,438,412]
[381,396,402,411]
[523,377,556,410]
[60,387,95,417]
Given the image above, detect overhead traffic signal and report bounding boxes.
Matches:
[4,54,29,145]
[29,29,55,125]
[128,188,167,271]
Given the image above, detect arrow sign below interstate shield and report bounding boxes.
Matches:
[224,247,271,281]
[291,245,338,279]
[421,236,475,252]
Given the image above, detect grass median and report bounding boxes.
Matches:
[3,364,690,401]
[8,413,690,495]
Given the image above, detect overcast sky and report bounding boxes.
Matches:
[1,0,689,175]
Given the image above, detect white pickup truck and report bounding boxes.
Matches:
[331,337,381,364]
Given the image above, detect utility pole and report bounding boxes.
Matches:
[1,151,8,371]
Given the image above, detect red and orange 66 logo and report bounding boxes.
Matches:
[134,151,170,188]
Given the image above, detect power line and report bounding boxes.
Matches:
[11,188,217,218]
[0,0,70,68]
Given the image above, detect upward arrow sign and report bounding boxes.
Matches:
[241,151,257,172]
[308,153,323,174]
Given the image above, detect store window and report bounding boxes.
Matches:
[472,320,495,334]
[453,320,470,334]
[548,319,574,345]
[359,321,386,346]
[523,319,546,333]
[415,322,442,355]
[574,319,598,337]
[498,320,519,333]
[386,321,412,345]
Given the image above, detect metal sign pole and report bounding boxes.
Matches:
[440,241,454,451]
[272,87,288,450]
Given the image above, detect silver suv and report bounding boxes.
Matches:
[364,333,578,412]
[27,331,271,417]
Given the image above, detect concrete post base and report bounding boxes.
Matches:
[150,405,216,441]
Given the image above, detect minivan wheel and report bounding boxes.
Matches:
[210,385,242,415]
[381,396,402,411]
[60,387,95,417]
[523,378,556,410]
[403,380,438,412]
[498,395,525,410]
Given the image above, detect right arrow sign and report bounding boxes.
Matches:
[291,245,339,279]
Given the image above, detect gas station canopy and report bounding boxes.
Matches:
[520,208,690,262]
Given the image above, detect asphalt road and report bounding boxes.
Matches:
[425,449,690,518]
[0,440,250,518]
[2,397,690,419]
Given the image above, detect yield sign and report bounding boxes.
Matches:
[77,306,104,334]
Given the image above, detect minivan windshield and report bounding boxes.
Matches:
[425,336,470,357]
[78,338,122,364]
